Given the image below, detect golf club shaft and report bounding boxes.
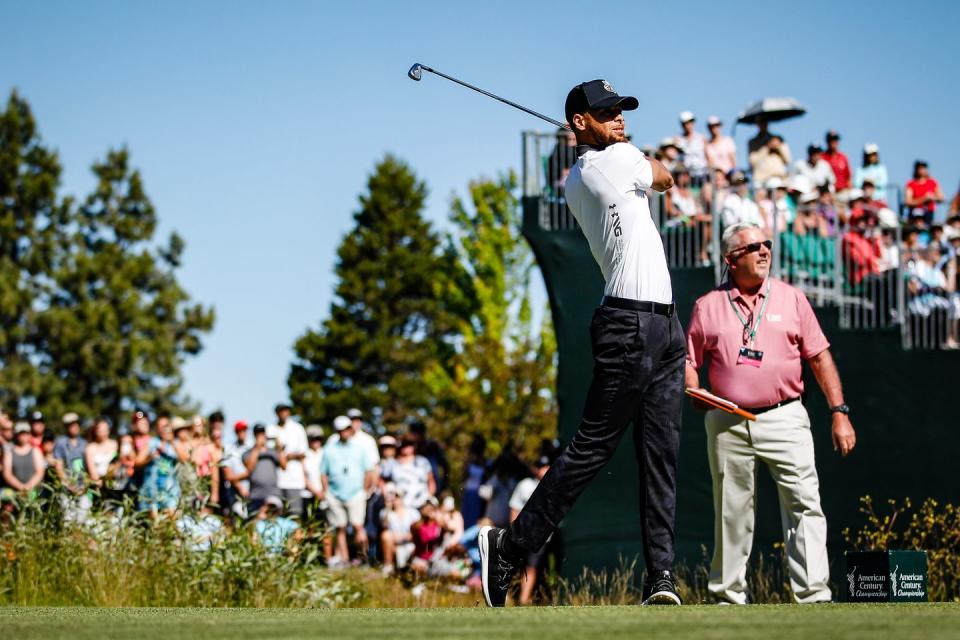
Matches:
[419,65,570,130]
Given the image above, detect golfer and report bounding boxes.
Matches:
[685,222,856,604]
[480,79,684,607]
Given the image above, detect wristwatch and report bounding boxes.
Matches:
[829,404,850,415]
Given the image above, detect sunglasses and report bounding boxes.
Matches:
[728,240,772,257]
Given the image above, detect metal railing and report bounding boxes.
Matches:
[521,131,959,351]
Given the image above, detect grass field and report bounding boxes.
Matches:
[1,604,958,640]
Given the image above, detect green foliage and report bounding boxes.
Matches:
[288,155,464,426]
[0,500,363,607]
[0,91,213,425]
[425,172,557,466]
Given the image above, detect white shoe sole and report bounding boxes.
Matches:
[478,525,494,607]
[643,590,682,605]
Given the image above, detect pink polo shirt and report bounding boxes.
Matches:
[686,278,830,408]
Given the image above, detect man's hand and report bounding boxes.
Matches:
[686,388,713,412]
[831,413,856,456]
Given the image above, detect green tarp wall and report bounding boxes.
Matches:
[521,196,959,581]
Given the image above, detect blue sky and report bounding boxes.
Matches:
[3,1,958,426]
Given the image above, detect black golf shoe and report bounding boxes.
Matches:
[478,526,518,607]
[642,570,682,605]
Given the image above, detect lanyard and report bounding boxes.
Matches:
[727,280,771,347]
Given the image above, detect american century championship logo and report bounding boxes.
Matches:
[602,80,614,93]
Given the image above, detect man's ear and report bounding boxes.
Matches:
[571,113,587,132]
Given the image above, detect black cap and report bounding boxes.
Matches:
[807,144,823,154]
[826,129,841,141]
[274,403,291,413]
[565,79,639,124]
[253,423,267,435]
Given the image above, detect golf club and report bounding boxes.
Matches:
[408,62,570,130]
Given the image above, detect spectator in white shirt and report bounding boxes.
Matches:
[302,425,326,522]
[391,437,435,510]
[379,482,419,574]
[792,144,835,192]
[721,170,765,230]
[266,403,308,517]
[677,111,708,185]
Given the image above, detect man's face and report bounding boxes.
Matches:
[254,431,267,446]
[574,106,626,147]
[137,417,153,435]
[381,445,396,459]
[31,420,44,436]
[351,418,362,431]
[0,425,12,442]
[828,138,839,151]
[682,120,694,134]
[338,426,354,442]
[276,408,290,425]
[809,149,821,164]
[66,421,80,437]
[309,438,323,450]
[727,229,771,284]
[399,444,415,459]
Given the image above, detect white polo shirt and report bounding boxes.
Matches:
[266,420,308,490]
[565,142,673,304]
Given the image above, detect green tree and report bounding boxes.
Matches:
[424,172,557,467]
[0,91,214,426]
[288,155,465,426]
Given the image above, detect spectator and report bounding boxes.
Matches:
[254,495,301,554]
[720,170,764,230]
[460,434,488,529]
[409,497,443,575]
[55,412,90,523]
[842,209,881,286]
[267,403,308,517]
[243,423,286,514]
[84,417,117,491]
[391,436,435,510]
[108,431,137,505]
[508,454,554,606]
[2,422,45,501]
[0,411,12,445]
[657,137,681,172]
[379,482,419,574]
[407,420,448,493]
[676,111,708,186]
[906,245,958,348]
[438,492,465,549]
[749,134,791,185]
[38,431,59,503]
[546,126,578,195]
[950,184,960,217]
[339,408,379,489]
[704,115,736,175]
[861,179,889,211]
[791,144,835,192]
[187,414,220,507]
[758,177,789,235]
[321,415,375,566]
[176,501,224,552]
[905,160,945,227]
[302,425,326,523]
[793,191,829,238]
[822,130,851,193]
[666,165,711,266]
[219,420,251,518]
[135,416,187,518]
[747,120,774,154]
[479,449,523,528]
[29,411,45,450]
[854,143,888,198]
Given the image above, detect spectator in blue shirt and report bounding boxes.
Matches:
[321,415,375,566]
[254,495,300,554]
[855,143,889,199]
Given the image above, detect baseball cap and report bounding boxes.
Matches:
[728,169,748,185]
[788,174,814,194]
[706,115,722,126]
[14,421,31,434]
[847,188,866,202]
[679,110,695,123]
[763,177,784,191]
[131,409,148,423]
[826,129,841,141]
[863,143,879,154]
[30,411,43,422]
[62,412,80,425]
[252,423,267,435]
[564,79,638,123]
[659,136,680,150]
[171,416,191,432]
[332,415,351,432]
[264,495,283,509]
[234,419,249,432]
[807,144,824,154]
[378,435,398,447]
[306,425,325,440]
[346,408,363,419]
[274,403,292,413]
[800,191,820,204]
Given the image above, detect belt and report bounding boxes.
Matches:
[742,397,801,416]
[601,296,675,317]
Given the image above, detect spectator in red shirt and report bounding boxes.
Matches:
[821,130,851,192]
[905,160,945,227]
[842,210,881,286]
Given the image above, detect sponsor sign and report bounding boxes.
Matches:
[844,550,927,602]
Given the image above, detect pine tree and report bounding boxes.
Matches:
[0,91,214,426]
[289,155,465,426]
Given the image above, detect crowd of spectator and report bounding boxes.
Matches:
[0,403,560,600]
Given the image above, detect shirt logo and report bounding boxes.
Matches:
[602,80,614,93]
[767,313,782,322]
[608,204,622,237]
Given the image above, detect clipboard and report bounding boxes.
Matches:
[685,388,758,422]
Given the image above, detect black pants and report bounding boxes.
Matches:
[508,305,686,571]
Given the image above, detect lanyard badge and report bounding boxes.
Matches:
[728,281,770,368]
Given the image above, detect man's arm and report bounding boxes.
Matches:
[649,156,674,192]
[807,349,856,456]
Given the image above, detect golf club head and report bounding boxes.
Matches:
[408,63,422,81]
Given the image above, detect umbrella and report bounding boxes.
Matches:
[736,97,806,124]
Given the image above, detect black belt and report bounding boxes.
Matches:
[742,397,801,416]
[601,296,675,317]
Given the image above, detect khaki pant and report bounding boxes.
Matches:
[705,401,831,604]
